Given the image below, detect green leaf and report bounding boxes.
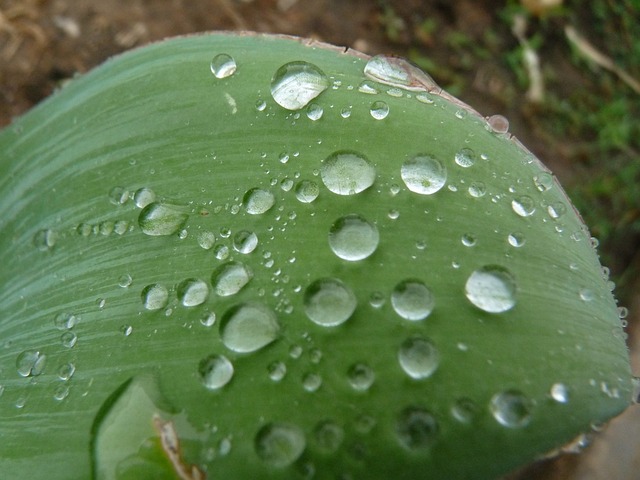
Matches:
[0,32,633,479]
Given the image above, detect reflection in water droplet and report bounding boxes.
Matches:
[369,101,389,120]
[401,154,447,195]
[455,148,476,168]
[347,363,375,391]
[321,151,376,196]
[199,354,234,390]
[396,406,439,450]
[465,265,517,313]
[133,187,156,209]
[303,278,357,327]
[243,188,275,215]
[141,284,169,311]
[210,53,237,79]
[255,423,306,467]
[328,214,379,261]
[364,55,439,91]
[212,261,252,296]
[138,203,188,236]
[220,302,280,353]
[511,196,536,217]
[314,421,344,453]
[550,383,569,403]
[488,114,509,134]
[490,390,533,428]
[268,361,287,382]
[295,180,320,203]
[391,280,434,321]
[398,336,439,379]
[233,230,258,254]
[177,278,209,307]
[451,398,479,423]
[270,61,329,110]
[508,232,526,247]
[16,350,47,377]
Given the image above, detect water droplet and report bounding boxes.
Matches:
[508,232,526,247]
[320,151,376,196]
[302,372,322,392]
[58,362,76,381]
[220,302,280,353]
[511,196,536,217]
[199,354,234,390]
[396,407,439,450]
[533,173,553,192]
[364,55,438,91]
[118,274,133,288]
[295,180,320,203]
[33,228,57,251]
[198,231,216,250]
[54,384,70,401]
[303,278,357,327]
[268,361,287,382]
[547,202,567,219]
[61,331,77,348]
[270,61,329,110]
[488,114,509,134]
[306,103,324,121]
[631,377,639,404]
[212,261,252,296]
[328,214,379,261]
[391,280,434,321]
[347,363,375,391]
[579,288,594,302]
[177,278,209,307]
[255,422,306,468]
[141,283,169,311]
[214,244,230,260]
[210,53,237,79]
[16,350,47,377]
[401,154,447,195]
[233,230,258,254]
[455,148,476,168]
[108,186,129,205]
[465,265,517,313]
[54,312,78,330]
[461,233,477,247]
[368,291,385,308]
[243,188,275,215]
[133,187,156,208]
[340,106,352,118]
[398,336,439,379]
[550,383,569,403]
[490,390,533,428]
[451,398,479,423]
[468,181,486,198]
[138,202,188,236]
[369,101,389,120]
[313,421,344,453]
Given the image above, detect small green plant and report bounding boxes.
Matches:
[0,32,635,479]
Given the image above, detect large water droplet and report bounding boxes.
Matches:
[511,196,536,217]
[396,407,439,450]
[255,423,306,467]
[220,303,280,353]
[295,180,320,203]
[133,187,156,209]
[490,390,533,428]
[314,421,344,453]
[391,279,435,321]
[138,203,188,236]
[320,151,376,196]
[210,53,237,79]
[347,363,375,391]
[328,214,379,261]
[465,265,517,313]
[16,350,47,377]
[454,148,476,168]
[243,188,275,215]
[199,354,234,390]
[401,154,447,195]
[233,230,258,254]
[177,278,209,307]
[303,278,357,327]
[369,101,389,120]
[211,261,252,296]
[398,336,439,379]
[141,284,169,311]
[270,61,329,110]
[364,55,439,91]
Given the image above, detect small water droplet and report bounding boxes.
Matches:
[454,148,476,168]
[465,265,517,313]
[347,363,375,391]
[54,312,78,330]
[303,278,357,327]
[398,336,439,379]
[487,114,509,134]
[369,291,385,308]
[314,421,344,453]
[461,233,477,247]
[177,278,209,307]
[369,101,389,120]
[302,372,322,392]
[579,288,594,302]
[289,344,303,359]
[295,180,320,203]
[58,362,76,381]
[451,398,478,423]
[358,80,379,94]
[364,55,438,91]
[212,261,252,296]
[233,230,258,254]
[33,228,57,251]
[138,203,188,236]
[391,279,434,321]
[133,187,156,209]
[141,283,169,311]
[321,151,376,196]
[401,154,447,195]
[508,232,526,247]
[511,196,536,217]
[220,302,280,353]
[210,53,237,79]
[61,331,77,348]
[547,202,566,219]
[268,361,287,381]
[340,106,352,118]
[118,274,133,288]
[16,350,47,377]
[108,186,129,205]
[199,354,234,390]
[270,61,329,110]
[490,390,533,428]
[53,384,70,401]
[243,188,275,215]
[550,383,569,403]
[255,422,306,468]
[255,99,267,111]
[328,214,379,261]
[468,181,486,198]
[396,406,439,450]
[306,103,324,121]
[533,173,553,192]
[197,231,216,250]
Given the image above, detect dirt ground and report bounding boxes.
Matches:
[1,0,638,478]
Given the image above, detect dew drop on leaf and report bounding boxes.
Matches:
[328,214,379,261]
[303,278,357,327]
[391,279,435,321]
[401,154,447,195]
[294,180,320,203]
[396,406,439,450]
[210,53,237,79]
[141,283,169,311]
[465,265,517,313]
[198,354,234,390]
[243,188,275,215]
[347,363,375,391]
[454,147,476,168]
[133,187,156,209]
[320,150,376,196]
[398,336,439,379]
[490,390,533,428]
[267,361,287,382]
[364,54,439,92]
[302,372,322,392]
[550,383,569,403]
[176,278,209,307]
[233,230,258,254]
[451,398,479,423]
[220,302,280,353]
[314,420,344,453]
[254,422,306,467]
[211,261,252,296]
[270,61,329,110]
[369,101,389,120]
[138,202,188,236]
[511,196,536,217]
[16,350,47,377]
[306,103,324,121]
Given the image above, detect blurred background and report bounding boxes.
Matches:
[1,0,638,478]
